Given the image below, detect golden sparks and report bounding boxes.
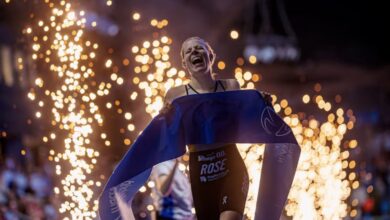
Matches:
[21,2,357,218]
[26,1,110,219]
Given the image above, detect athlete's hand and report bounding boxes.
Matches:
[261,91,273,106]
[159,102,172,115]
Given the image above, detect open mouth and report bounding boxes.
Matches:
[191,56,204,65]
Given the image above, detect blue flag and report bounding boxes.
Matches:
[99,90,301,220]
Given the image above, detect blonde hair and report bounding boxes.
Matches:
[180,37,216,65]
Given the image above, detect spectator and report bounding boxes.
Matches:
[151,159,194,220]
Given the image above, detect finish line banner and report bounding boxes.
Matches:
[99,90,301,220]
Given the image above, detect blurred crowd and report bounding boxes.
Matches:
[0,157,57,220]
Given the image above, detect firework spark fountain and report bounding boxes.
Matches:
[119,16,357,219]
[235,66,357,219]
[26,1,109,219]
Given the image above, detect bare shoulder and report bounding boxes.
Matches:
[164,85,186,104]
[219,78,240,91]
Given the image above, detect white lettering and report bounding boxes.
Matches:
[220,159,226,171]
[199,159,227,175]
[200,164,208,175]
[216,151,225,158]
[108,180,135,214]
[207,163,214,174]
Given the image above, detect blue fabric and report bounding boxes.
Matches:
[99,90,300,220]
[160,195,175,218]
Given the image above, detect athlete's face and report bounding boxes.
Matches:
[181,39,213,76]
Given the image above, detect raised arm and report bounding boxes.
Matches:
[216,78,240,91]
[154,160,179,196]
[222,79,272,105]
[159,86,185,114]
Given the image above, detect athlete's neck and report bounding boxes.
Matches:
[189,72,215,92]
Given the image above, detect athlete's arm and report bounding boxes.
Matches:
[223,78,272,106]
[159,86,185,114]
[227,78,241,90]
[159,91,173,114]
[261,91,273,106]
[220,78,240,91]
[155,160,179,196]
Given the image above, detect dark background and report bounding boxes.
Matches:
[1,0,389,218]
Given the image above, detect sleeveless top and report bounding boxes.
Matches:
[184,80,226,95]
[185,80,230,152]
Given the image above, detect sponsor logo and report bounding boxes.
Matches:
[199,158,228,182]
[198,155,215,162]
[198,150,225,162]
[200,158,227,175]
[108,189,120,213]
[198,150,228,182]
[222,196,228,205]
[206,170,229,182]
[260,106,291,137]
[109,180,135,214]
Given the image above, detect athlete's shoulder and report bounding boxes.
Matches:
[219,78,240,90]
[164,85,186,103]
